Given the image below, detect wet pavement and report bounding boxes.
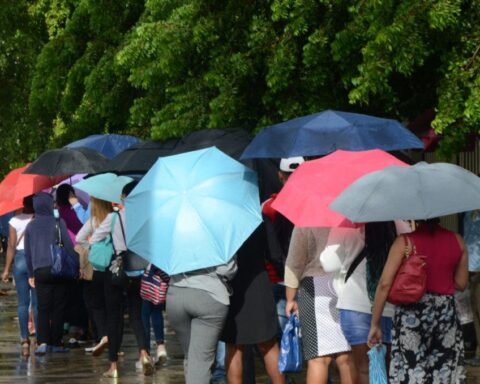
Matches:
[0,280,479,383]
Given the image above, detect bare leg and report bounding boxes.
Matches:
[351,344,369,384]
[335,352,355,384]
[226,344,243,384]
[307,356,332,384]
[257,338,286,384]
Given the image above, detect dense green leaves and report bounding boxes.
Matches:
[0,0,479,174]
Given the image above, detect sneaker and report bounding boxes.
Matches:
[84,346,95,353]
[67,338,80,349]
[50,346,70,353]
[156,344,168,366]
[35,343,48,355]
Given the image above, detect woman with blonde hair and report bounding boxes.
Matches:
[76,197,113,355]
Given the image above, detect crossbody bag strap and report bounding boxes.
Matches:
[345,246,367,282]
[110,213,118,255]
[16,231,25,248]
[116,211,126,243]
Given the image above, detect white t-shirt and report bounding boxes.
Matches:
[320,221,412,318]
[9,213,34,250]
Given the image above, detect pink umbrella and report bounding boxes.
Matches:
[271,150,408,227]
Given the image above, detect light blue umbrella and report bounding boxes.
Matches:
[125,146,262,275]
[74,173,133,204]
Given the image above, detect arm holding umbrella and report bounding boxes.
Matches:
[89,213,114,245]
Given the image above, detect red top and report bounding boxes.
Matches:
[262,193,283,284]
[408,224,462,295]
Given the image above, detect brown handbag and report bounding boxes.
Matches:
[387,235,427,305]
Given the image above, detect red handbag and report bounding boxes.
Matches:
[387,235,427,305]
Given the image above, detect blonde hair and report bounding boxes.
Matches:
[90,197,113,227]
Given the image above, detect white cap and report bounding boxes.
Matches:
[279,156,305,172]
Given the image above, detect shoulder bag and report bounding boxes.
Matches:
[88,215,117,272]
[51,218,79,279]
[387,235,427,305]
[140,264,170,305]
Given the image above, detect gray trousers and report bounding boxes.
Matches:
[167,286,228,384]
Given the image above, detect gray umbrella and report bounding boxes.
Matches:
[330,162,480,222]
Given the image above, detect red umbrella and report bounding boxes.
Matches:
[271,150,408,227]
[0,164,65,215]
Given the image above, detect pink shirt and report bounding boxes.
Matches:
[409,225,462,295]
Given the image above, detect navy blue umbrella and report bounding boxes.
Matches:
[66,134,141,159]
[240,110,424,159]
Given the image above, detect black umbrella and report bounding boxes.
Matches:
[23,147,108,176]
[173,128,282,200]
[100,138,181,175]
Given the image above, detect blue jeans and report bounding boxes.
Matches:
[13,250,38,340]
[141,299,165,351]
[211,341,226,381]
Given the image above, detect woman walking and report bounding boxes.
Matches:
[221,226,286,384]
[24,192,73,354]
[320,221,409,384]
[368,218,468,383]
[76,197,113,354]
[1,196,37,355]
[285,226,355,384]
[167,257,237,384]
[90,181,153,378]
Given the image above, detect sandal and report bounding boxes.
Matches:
[21,339,30,349]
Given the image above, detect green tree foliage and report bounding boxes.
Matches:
[0,1,47,171]
[0,0,479,172]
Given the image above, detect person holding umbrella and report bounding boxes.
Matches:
[367,218,468,383]
[1,196,37,354]
[89,181,153,378]
[24,192,73,354]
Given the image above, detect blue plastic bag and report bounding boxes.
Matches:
[368,344,388,384]
[278,314,303,373]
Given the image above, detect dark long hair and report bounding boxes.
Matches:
[365,221,398,301]
[56,184,74,207]
[416,218,440,233]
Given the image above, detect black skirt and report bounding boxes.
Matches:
[221,225,278,345]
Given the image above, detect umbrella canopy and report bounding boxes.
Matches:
[173,128,252,160]
[271,150,408,227]
[66,134,142,159]
[101,139,180,175]
[330,162,480,222]
[125,147,262,275]
[24,147,108,176]
[0,164,64,215]
[74,173,133,204]
[240,110,424,159]
[173,128,282,201]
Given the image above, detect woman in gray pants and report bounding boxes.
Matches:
[167,258,237,384]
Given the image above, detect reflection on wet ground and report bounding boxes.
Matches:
[0,281,479,383]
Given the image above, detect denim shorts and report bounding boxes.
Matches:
[339,309,392,346]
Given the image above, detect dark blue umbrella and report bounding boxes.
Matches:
[240,110,424,159]
[66,134,142,159]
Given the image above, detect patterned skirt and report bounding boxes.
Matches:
[297,275,350,360]
[390,293,466,384]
